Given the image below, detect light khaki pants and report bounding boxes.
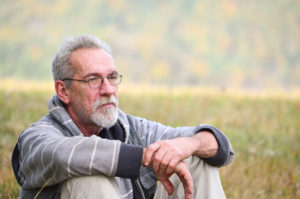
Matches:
[61,175,121,199]
[61,156,226,199]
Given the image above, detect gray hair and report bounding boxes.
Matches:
[51,34,112,87]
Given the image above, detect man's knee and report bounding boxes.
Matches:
[186,156,221,178]
[61,175,120,199]
[186,156,225,198]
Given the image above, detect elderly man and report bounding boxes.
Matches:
[12,34,234,199]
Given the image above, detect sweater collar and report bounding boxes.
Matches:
[48,95,83,136]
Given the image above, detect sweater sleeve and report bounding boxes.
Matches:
[126,115,234,167]
[17,123,125,189]
[115,143,143,179]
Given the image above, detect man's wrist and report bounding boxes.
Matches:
[192,131,218,158]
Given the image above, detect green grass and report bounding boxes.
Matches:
[1,88,299,198]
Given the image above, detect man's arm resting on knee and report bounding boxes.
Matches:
[142,127,233,175]
[142,133,214,175]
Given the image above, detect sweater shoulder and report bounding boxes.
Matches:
[19,114,64,140]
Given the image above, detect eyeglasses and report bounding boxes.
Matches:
[62,74,122,88]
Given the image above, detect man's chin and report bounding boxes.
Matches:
[91,110,118,128]
[102,120,117,129]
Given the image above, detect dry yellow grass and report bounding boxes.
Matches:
[0,80,299,198]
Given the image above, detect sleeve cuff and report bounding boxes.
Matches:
[116,143,143,179]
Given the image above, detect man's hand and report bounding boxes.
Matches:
[143,131,218,175]
[143,137,196,175]
[141,132,218,199]
[156,161,194,199]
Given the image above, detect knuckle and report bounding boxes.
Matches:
[148,144,156,151]
[153,155,161,162]
[161,159,167,166]
[169,163,175,170]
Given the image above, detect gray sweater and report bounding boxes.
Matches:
[12,95,234,199]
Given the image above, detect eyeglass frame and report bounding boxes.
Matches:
[62,73,122,88]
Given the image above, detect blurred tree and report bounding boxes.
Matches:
[0,0,299,90]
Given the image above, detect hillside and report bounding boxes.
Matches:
[1,0,300,90]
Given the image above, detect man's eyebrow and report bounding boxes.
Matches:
[82,71,118,79]
[110,71,119,75]
[82,73,99,79]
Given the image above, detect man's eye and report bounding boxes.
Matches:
[88,78,99,82]
[108,75,117,79]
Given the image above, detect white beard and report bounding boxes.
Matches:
[91,95,119,128]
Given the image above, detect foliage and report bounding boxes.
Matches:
[0,85,299,198]
[1,0,300,90]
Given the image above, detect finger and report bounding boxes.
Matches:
[182,174,193,199]
[165,156,179,175]
[160,178,174,195]
[159,152,174,175]
[152,148,167,172]
[179,174,193,199]
[143,143,160,166]
[175,162,193,199]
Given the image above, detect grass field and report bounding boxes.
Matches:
[0,83,299,198]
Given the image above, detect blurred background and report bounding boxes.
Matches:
[1,1,300,199]
[1,0,300,91]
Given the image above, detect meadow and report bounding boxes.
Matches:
[0,83,299,198]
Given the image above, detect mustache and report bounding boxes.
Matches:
[93,95,118,109]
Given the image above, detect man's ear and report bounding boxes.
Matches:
[55,80,71,104]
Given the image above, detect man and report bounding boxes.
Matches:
[12,34,234,199]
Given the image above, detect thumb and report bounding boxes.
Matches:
[143,143,160,166]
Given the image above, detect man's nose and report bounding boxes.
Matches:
[99,78,115,96]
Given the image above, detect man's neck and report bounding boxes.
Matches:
[66,107,102,136]
[77,122,102,137]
